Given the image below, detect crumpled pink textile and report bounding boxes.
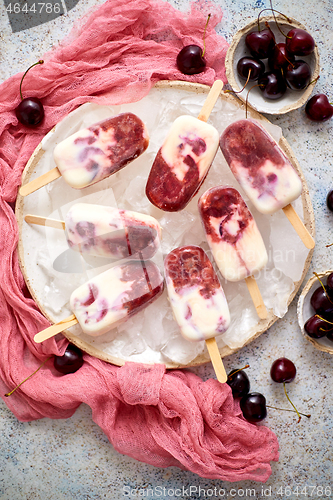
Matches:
[0,0,279,482]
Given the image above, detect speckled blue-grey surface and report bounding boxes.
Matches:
[1,0,333,498]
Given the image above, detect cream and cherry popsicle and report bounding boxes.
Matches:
[34,260,164,342]
[164,245,230,383]
[198,186,268,319]
[145,80,223,212]
[19,113,149,196]
[25,203,161,260]
[220,119,315,249]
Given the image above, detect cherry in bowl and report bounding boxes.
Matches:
[285,28,315,57]
[245,29,275,59]
[237,57,265,81]
[258,71,287,100]
[298,271,333,355]
[284,60,311,91]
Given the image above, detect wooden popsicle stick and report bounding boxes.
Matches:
[25,214,65,230]
[244,275,267,320]
[197,80,224,123]
[34,314,78,343]
[19,166,61,197]
[282,203,315,249]
[205,337,227,383]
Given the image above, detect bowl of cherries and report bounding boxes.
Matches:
[297,270,333,354]
[225,14,320,115]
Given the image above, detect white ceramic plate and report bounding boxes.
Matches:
[297,270,333,354]
[225,15,320,115]
[16,81,315,368]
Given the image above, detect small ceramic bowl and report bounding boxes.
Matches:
[225,15,320,115]
[297,270,333,354]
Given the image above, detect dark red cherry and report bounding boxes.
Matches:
[268,42,295,70]
[310,286,333,315]
[285,28,315,56]
[326,272,333,291]
[270,357,296,383]
[54,344,84,374]
[227,368,250,398]
[15,60,45,128]
[237,57,265,81]
[176,45,206,75]
[304,315,332,339]
[15,97,44,127]
[305,94,333,122]
[284,60,311,91]
[258,71,287,99]
[245,29,275,59]
[327,190,333,212]
[240,392,267,423]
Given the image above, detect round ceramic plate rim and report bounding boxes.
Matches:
[15,80,315,368]
[297,270,333,354]
[225,15,320,115]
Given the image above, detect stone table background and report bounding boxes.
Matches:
[0,0,332,498]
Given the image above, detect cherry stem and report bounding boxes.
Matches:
[4,356,52,397]
[258,7,291,25]
[306,75,320,89]
[201,14,211,58]
[268,0,291,37]
[266,404,311,419]
[227,364,250,380]
[275,37,294,66]
[19,60,44,101]
[283,381,302,423]
[313,271,333,305]
[245,83,262,119]
[315,314,333,327]
[224,69,252,96]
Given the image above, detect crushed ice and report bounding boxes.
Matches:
[20,86,311,366]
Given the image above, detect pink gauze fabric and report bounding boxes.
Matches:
[0,0,279,482]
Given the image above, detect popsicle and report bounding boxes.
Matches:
[219,119,315,249]
[164,245,230,383]
[34,259,164,342]
[19,112,149,196]
[25,203,161,260]
[145,80,223,212]
[198,186,268,319]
